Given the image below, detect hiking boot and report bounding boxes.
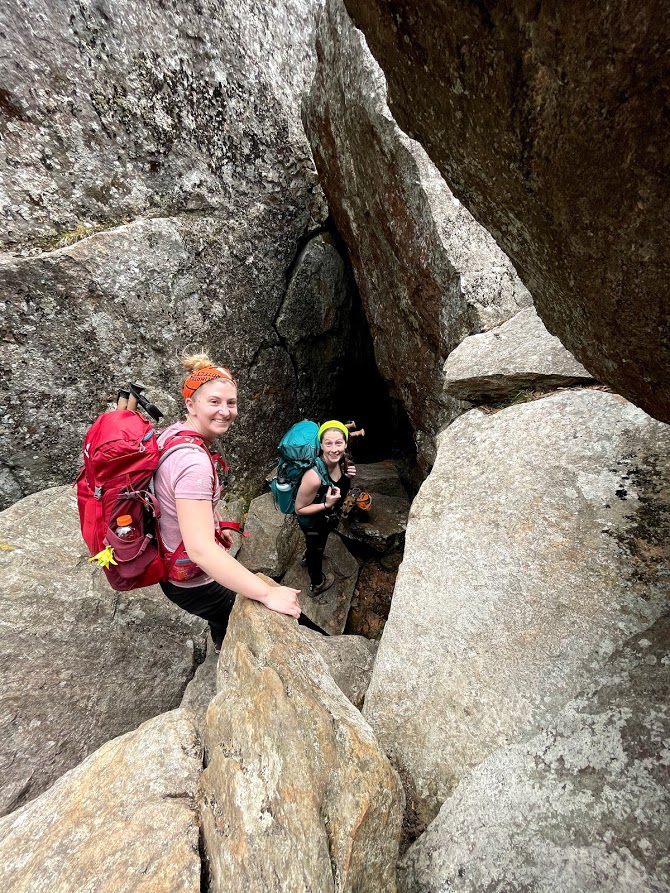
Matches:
[309,573,334,595]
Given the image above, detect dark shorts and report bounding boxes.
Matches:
[160,579,236,649]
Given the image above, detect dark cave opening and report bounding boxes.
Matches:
[320,223,420,497]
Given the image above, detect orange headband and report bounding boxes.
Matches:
[182,366,238,400]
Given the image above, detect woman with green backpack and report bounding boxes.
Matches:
[294,420,357,594]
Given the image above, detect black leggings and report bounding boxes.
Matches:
[160,579,327,644]
[160,579,236,650]
[301,519,334,586]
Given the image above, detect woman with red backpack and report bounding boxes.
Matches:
[152,353,301,652]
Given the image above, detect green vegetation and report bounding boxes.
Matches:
[37,222,109,252]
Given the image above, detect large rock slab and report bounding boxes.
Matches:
[338,491,410,554]
[363,390,670,833]
[283,531,359,635]
[342,0,670,424]
[0,709,203,893]
[237,492,303,578]
[199,588,404,892]
[180,630,377,726]
[0,0,321,247]
[0,486,206,817]
[444,306,596,403]
[0,0,333,508]
[399,618,670,893]
[303,0,531,467]
[350,460,407,499]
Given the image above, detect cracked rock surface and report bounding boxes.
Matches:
[0,0,332,508]
[363,389,670,834]
[0,485,206,817]
[0,709,203,893]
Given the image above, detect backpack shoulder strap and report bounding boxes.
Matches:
[313,457,330,487]
[160,428,230,472]
[156,430,221,497]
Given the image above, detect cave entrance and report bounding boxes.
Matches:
[320,261,418,640]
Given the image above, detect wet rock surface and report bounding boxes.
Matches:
[200,589,404,892]
[0,709,203,893]
[342,0,670,424]
[399,618,670,893]
[0,486,206,817]
[345,550,401,640]
[303,0,531,467]
[363,390,670,833]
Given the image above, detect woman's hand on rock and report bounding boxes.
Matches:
[263,585,301,619]
[345,464,356,478]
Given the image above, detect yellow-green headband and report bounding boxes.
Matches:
[318,420,349,441]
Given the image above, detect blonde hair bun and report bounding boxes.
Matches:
[181,352,215,374]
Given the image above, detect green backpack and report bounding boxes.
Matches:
[270,420,330,516]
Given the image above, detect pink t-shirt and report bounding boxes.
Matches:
[153,423,222,588]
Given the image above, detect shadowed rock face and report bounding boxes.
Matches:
[443,306,596,403]
[342,0,670,423]
[0,0,333,508]
[303,0,531,469]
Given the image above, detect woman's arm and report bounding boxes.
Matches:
[295,468,340,517]
[175,498,301,618]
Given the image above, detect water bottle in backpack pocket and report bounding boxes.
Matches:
[114,515,140,540]
[270,478,295,514]
[77,407,230,591]
[104,507,157,581]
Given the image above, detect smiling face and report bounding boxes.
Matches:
[320,428,347,466]
[185,378,238,443]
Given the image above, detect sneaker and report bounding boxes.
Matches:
[309,573,334,595]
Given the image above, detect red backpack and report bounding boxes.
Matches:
[76,409,239,591]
